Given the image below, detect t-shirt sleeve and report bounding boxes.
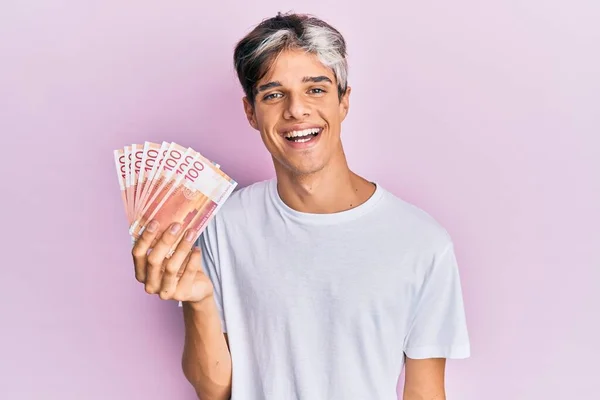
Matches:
[196,219,227,333]
[403,242,470,359]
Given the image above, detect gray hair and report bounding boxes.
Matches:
[233,12,349,107]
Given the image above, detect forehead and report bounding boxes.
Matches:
[259,49,335,84]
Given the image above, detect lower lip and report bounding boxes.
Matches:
[283,130,323,149]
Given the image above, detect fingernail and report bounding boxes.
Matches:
[147,220,158,232]
[170,223,181,234]
[184,229,196,242]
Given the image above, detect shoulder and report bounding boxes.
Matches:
[198,179,272,249]
[219,178,272,217]
[375,184,455,254]
[204,178,273,231]
[373,185,462,284]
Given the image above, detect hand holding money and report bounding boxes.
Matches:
[113,141,237,303]
[131,219,215,304]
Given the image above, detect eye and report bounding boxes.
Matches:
[309,88,326,95]
[263,92,283,101]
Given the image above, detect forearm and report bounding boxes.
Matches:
[403,388,446,400]
[181,297,232,400]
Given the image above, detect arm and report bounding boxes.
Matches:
[402,243,470,399]
[402,357,446,400]
[182,298,232,400]
[131,219,232,400]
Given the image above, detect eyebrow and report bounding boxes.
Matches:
[303,75,333,84]
[256,76,333,93]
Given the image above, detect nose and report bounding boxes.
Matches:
[283,93,311,120]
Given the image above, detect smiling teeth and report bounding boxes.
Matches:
[284,128,321,138]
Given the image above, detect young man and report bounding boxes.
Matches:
[132,12,470,400]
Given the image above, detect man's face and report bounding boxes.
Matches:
[243,49,351,176]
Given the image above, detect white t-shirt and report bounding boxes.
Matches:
[197,178,470,400]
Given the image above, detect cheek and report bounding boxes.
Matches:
[255,108,278,130]
[321,98,342,117]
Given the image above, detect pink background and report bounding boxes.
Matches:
[2,1,599,399]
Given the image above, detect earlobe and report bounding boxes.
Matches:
[341,105,349,120]
[242,96,259,130]
[249,112,258,130]
[340,86,351,120]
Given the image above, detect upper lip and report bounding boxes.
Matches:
[279,124,323,135]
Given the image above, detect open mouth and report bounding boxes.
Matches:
[283,127,323,143]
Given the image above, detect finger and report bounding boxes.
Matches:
[131,220,160,283]
[160,248,193,300]
[145,221,184,294]
[174,247,203,301]
[159,229,198,299]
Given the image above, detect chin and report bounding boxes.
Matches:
[279,156,327,176]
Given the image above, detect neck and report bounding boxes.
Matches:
[273,151,376,214]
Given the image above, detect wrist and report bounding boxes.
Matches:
[182,295,223,333]
[183,294,215,312]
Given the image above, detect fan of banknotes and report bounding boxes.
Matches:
[113,141,237,253]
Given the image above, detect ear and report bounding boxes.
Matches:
[242,96,259,130]
[339,86,351,121]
